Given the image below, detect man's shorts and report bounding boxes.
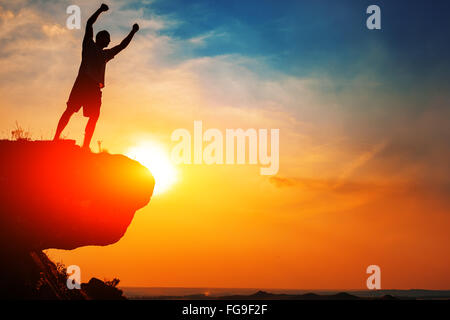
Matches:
[67,76,102,118]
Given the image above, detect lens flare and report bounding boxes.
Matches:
[126,142,177,196]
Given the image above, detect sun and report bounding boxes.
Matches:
[126,142,177,196]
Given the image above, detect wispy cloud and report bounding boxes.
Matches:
[187,30,227,46]
[334,141,388,188]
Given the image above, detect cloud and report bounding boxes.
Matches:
[187,30,227,46]
[334,141,387,188]
[269,176,296,188]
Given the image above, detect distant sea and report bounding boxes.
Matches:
[121,287,450,300]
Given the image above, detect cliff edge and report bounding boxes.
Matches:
[0,139,154,250]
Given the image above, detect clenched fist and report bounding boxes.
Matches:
[132,23,140,33]
[100,4,109,12]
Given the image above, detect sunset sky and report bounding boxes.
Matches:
[1,0,449,289]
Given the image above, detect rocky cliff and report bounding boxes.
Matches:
[0,139,154,250]
[0,139,155,299]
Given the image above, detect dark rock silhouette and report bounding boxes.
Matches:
[0,139,154,250]
[145,290,399,300]
[0,250,125,299]
[216,291,365,300]
[82,277,126,300]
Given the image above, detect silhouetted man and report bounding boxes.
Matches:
[54,3,139,150]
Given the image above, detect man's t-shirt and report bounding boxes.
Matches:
[76,38,115,88]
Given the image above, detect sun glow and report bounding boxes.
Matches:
[126,142,177,196]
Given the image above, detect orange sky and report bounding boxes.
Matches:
[1,0,449,289]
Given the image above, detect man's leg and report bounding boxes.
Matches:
[82,114,99,150]
[54,109,75,140]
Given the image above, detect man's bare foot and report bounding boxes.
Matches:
[81,145,91,152]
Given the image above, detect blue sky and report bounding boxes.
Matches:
[121,0,450,83]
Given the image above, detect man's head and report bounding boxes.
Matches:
[96,30,110,48]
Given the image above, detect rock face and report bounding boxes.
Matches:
[0,250,126,299]
[0,139,154,250]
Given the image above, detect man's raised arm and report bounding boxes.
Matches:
[107,24,139,57]
[84,4,109,42]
